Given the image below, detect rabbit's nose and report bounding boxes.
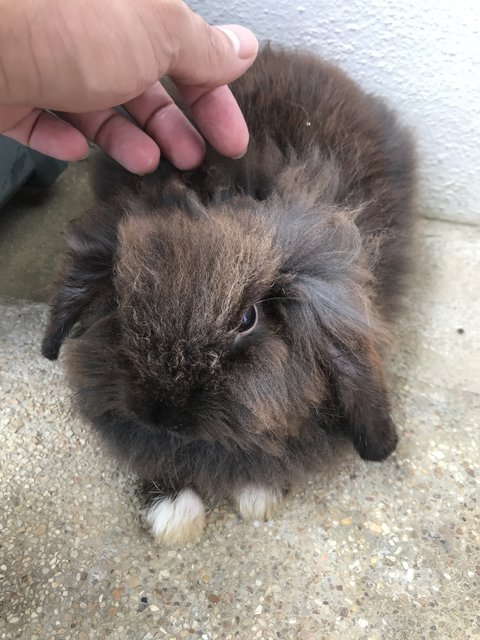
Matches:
[147,399,196,435]
[149,399,180,427]
[125,396,175,427]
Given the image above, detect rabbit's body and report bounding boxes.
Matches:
[43,46,415,543]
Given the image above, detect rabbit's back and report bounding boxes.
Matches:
[232,46,415,207]
[223,46,416,311]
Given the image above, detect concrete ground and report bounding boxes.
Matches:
[0,161,479,640]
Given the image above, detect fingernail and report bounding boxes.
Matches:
[216,25,259,60]
[232,149,247,160]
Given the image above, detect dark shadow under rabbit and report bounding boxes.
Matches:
[42,45,415,544]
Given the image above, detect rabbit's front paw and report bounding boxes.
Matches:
[145,489,205,544]
[236,485,283,521]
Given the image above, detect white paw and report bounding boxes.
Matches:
[144,489,205,544]
[236,485,283,521]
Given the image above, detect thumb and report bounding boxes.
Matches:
[166,11,258,88]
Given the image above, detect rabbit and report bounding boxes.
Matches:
[42,45,416,544]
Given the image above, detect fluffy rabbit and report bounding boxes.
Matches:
[42,46,415,544]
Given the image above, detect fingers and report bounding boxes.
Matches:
[1,81,248,173]
[58,109,160,174]
[1,105,161,173]
[123,83,205,170]
[60,74,250,172]
[177,84,249,158]
[60,80,208,173]
[2,107,89,161]
[1,90,207,174]
[124,81,248,165]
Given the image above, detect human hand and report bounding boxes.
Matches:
[0,0,258,174]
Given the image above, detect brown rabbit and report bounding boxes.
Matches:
[42,45,415,544]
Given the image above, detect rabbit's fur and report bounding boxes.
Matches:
[42,46,415,543]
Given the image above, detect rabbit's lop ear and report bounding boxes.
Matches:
[291,274,398,461]
[327,339,398,461]
[41,210,116,360]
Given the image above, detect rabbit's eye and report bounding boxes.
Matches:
[238,304,258,335]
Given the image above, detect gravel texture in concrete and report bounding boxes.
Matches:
[0,162,479,639]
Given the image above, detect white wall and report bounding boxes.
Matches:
[190,0,480,224]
